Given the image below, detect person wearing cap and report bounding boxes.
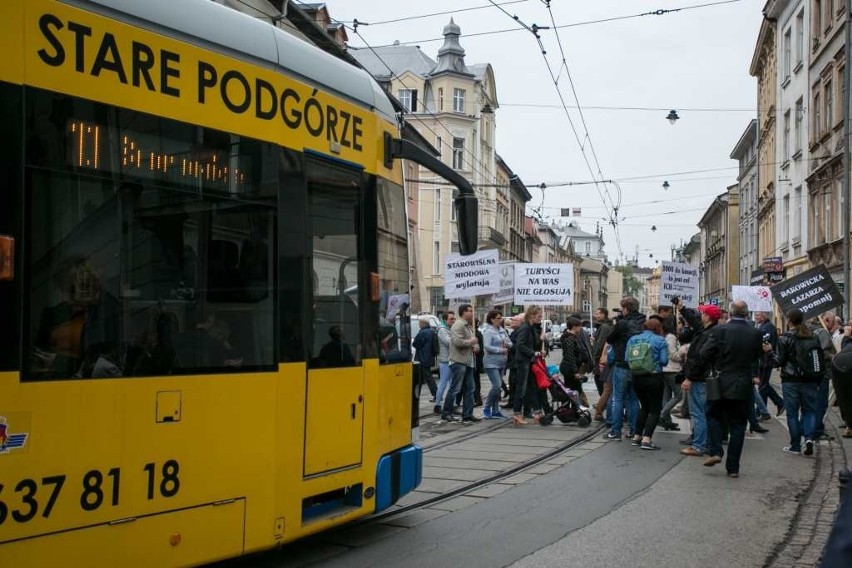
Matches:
[679,302,723,457]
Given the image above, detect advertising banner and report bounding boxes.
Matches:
[660,261,700,308]
[514,264,574,306]
[731,285,773,313]
[769,264,844,320]
[444,249,499,298]
[494,263,515,305]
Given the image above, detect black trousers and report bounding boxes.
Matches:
[707,398,749,474]
[418,363,437,398]
[633,374,665,438]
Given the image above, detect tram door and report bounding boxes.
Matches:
[303,162,365,476]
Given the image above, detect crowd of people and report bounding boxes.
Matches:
[412,295,852,479]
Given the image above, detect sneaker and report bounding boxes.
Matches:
[438,416,461,425]
[603,433,621,441]
[491,411,507,419]
[433,406,441,415]
[759,414,772,422]
[624,431,635,439]
[782,446,801,455]
[703,455,722,467]
[641,441,661,451]
[804,439,814,456]
[630,438,642,446]
[482,407,492,419]
[462,416,482,424]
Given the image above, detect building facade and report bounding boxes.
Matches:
[805,0,845,284]
[496,155,533,263]
[698,187,741,307]
[751,10,779,265]
[351,20,501,311]
[732,120,759,285]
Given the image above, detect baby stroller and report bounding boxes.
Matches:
[530,359,592,427]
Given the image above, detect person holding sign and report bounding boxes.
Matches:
[768,309,823,456]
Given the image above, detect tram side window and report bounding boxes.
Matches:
[307,163,362,369]
[377,180,411,364]
[23,89,278,380]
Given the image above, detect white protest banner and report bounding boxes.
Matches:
[731,285,772,313]
[494,263,515,304]
[660,261,700,308]
[385,294,410,319]
[444,249,499,298]
[514,264,574,306]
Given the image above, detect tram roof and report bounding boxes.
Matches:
[83,0,397,122]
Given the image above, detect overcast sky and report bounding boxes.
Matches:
[327,0,763,266]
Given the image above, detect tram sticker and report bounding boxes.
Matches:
[0,415,29,454]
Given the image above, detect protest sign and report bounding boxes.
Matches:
[444,249,499,298]
[660,262,700,308]
[770,264,844,320]
[514,264,574,306]
[494,263,515,305]
[731,285,772,312]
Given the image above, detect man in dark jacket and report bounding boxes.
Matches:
[698,301,764,477]
[411,320,437,399]
[592,308,614,419]
[679,302,722,457]
[755,311,783,415]
[603,297,645,440]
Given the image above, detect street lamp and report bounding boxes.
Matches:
[662,180,670,190]
[666,110,680,125]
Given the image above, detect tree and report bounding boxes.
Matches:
[615,265,643,298]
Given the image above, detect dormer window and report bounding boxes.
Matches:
[398,89,418,112]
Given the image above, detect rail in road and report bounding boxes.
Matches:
[220,386,604,567]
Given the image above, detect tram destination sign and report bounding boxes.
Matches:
[769,264,844,320]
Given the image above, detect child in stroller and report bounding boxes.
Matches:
[530,359,592,427]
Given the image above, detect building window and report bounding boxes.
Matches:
[397,89,417,112]
[793,186,802,240]
[452,137,465,170]
[796,10,805,64]
[814,92,821,140]
[814,0,823,41]
[453,88,466,113]
[783,110,791,160]
[436,135,442,158]
[783,29,792,79]
[795,98,804,153]
[435,189,441,223]
[585,242,592,255]
[783,194,790,245]
[433,241,440,274]
[825,0,833,31]
[825,79,833,128]
[438,87,443,111]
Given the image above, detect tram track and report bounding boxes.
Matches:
[366,421,606,524]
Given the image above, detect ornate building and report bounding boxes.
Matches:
[750,10,778,265]
[698,187,741,307]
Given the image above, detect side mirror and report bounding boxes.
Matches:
[454,194,478,256]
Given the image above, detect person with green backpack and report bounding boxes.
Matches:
[625,318,669,450]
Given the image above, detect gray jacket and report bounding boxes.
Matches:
[449,319,475,366]
[437,325,451,363]
[483,325,512,369]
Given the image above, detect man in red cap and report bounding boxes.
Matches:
[679,303,722,457]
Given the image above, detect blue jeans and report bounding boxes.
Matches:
[754,387,769,416]
[782,382,818,451]
[435,362,450,408]
[688,382,707,452]
[814,376,830,437]
[608,366,639,436]
[441,363,465,419]
[484,367,504,412]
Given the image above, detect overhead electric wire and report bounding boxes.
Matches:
[335,0,531,26]
[500,103,759,112]
[356,0,745,48]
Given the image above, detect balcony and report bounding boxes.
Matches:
[479,226,507,247]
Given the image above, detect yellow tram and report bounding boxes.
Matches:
[0,0,477,566]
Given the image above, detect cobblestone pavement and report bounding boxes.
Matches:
[765,406,847,568]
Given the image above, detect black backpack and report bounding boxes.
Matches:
[794,336,826,381]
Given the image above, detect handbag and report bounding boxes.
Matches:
[705,370,722,401]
